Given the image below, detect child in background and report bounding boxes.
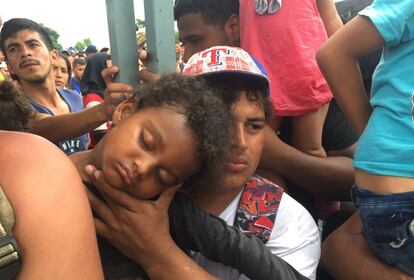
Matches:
[239,0,344,221]
[317,0,414,276]
[239,0,342,158]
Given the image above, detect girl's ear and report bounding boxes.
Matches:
[112,100,137,125]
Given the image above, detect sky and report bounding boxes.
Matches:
[1,0,149,50]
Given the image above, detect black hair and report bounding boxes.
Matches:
[61,50,70,56]
[0,18,53,59]
[100,47,110,53]
[134,73,233,191]
[58,51,72,80]
[205,75,273,120]
[174,0,239,26]
[72,57,87,68]
[0,80,35,131]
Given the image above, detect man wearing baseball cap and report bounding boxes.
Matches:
[85,44,98,60]
[84,45,319,279]
[182,46,321,280]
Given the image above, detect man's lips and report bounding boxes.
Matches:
[116,163,137,187]
[20,60,40,69]
[226,158,248,172]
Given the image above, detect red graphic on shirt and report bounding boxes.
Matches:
[236,175,283,243]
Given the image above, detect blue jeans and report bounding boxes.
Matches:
[352,185,414,276]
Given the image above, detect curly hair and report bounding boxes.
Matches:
[174,0,239,26]
[0,81,35,131]
[133,73,233,191]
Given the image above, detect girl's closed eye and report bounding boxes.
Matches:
[157,168,178,186]
[140,129,155,151]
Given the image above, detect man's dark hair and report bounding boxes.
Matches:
[100,47,110,53]
[174,0,239,26]
[134,73,233,191]
[206,76,273,120]
[0,18,53,59]
[0,81,35,131]
[72,58,87,68]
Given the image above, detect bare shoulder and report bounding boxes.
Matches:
[0,131,103,279]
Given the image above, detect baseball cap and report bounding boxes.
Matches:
[85,45,98,54]
[182,46,270,95]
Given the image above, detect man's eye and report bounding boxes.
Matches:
[247,123,265,131]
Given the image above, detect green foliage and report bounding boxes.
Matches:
[175,31,180,43]
[83,37,92,46]
[135,18,145,29]
[74,42,85,52]
[74,38,93,52]
[39,23,62,50]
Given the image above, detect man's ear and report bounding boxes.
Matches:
[50,49,59,66]
[224,14,240,46]
[112,100,137,126]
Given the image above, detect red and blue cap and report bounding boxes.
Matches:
[182,46,270,96]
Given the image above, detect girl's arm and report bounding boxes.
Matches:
[317,15,384,134]
[316,0,343,37]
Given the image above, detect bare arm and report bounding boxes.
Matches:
[321,213,413,280]
[316,0,343,37]
[28,66,134,143]
[259,125,354,200]
[0,132,103,279]
[317,16,384,134]
[86,166,217,280]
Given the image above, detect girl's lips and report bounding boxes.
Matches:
[116,163,136,187]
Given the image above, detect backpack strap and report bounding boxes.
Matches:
[235,175,284,243]
[0,187,21,279]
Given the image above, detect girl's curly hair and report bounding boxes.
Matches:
[133,73,233,192]
[0,81,35,131]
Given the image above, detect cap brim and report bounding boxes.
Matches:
[197,70,270,95]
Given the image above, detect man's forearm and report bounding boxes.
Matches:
[30,103,108,143]
[260,126,354,200]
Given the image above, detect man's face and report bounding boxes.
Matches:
[4,29,54,84]
[223,91,266,191]
[178,12,231,62]
[73,63,86,81]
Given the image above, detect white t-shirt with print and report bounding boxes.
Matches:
[191,190,321,280]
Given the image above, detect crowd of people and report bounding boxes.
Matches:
[0,0,413,279]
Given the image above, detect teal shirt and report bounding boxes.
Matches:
[354,0,414,177]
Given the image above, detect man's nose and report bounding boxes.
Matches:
[20,45,32,57]
[231,125,248,150]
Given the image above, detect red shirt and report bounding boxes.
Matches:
[240,0,332,116]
